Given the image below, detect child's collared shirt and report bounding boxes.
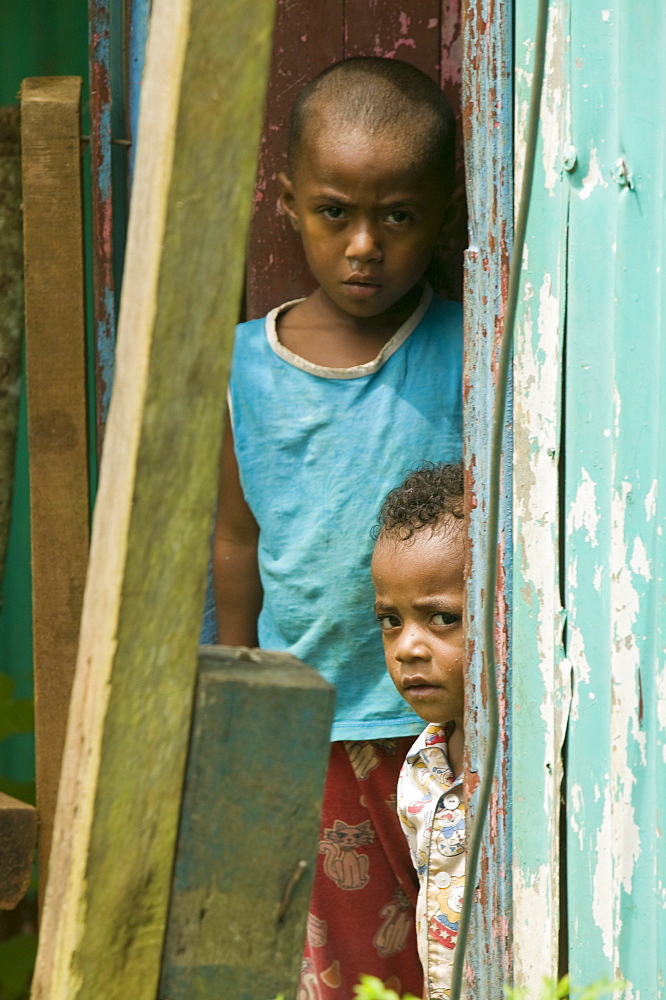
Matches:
[397,723,466,1000]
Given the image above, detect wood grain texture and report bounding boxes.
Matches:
[0,106,23,593]
[159,646,335,1000]
[20,77,90,908]
[29,0,275,997]
[0,792,37,910]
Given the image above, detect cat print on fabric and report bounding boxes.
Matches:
[374,887,413,957]
[319,819,374,890]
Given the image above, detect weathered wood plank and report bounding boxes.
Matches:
[511,1,570,990]
[461,0,513,996]
[29,0,276,997]
[0,792,37,910]
[20,77,90,909]
[0,106,23,593]
[160,647,335,1000]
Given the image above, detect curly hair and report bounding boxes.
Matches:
[375,463,464,540]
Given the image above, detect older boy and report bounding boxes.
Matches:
[214,59,462,997]
[372,463,466,1000]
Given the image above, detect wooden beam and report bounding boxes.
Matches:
[160,647,334,1000]
[0,792,38,910]
[20,77,90,909]
[30,0,276,997]
[0,106,23,589]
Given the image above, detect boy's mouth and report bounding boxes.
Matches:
[343,274,383,298]
[403,677,439,696]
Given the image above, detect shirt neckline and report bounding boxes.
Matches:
[264,284,433,380]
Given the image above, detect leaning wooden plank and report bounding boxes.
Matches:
[20,78,90,908]
[0,792,38,910]
[160,647,335,1000]
[30,0,276,998]
[0,106,23,592]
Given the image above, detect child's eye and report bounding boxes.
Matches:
[320,205,345,221]
[377,614,401,631]
[432,612,459,627]
[385,210,411,224]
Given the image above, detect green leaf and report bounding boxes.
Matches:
[353,974,420,1000]
[0,933,37,1000]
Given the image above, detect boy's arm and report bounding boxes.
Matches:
[213,407,262,646]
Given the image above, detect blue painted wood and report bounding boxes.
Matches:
[511,0,571,990]
[159,647,335,1000]
[126,0,150,189]
[461,0,514,994]
[564,3,666,994]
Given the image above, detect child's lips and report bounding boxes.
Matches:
[343,274,383,298]
[403,678,440,698]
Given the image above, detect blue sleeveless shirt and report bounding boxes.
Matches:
[229,287,463,740]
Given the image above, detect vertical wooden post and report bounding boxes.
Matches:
[462,1,514,996]
[20,77,90,909]
[30,0,276,996]
[160,647,335,1000]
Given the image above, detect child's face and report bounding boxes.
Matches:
[279,126,449,325]
[371,522,464,726]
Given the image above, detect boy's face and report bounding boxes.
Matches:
[279,125,449,326]
[371,521,464,727]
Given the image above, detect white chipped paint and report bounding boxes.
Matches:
[513,864,559,992]
[630,536,651,580]
[593,564,604,592]
[656,668,666,754]
[567,468,600,545]
[568,623,592,722]
[541,4,568,193]
[592,794,614,960]
[614,384,622,437]
[601,9,611,21]
[580,145,606,200]
[569,782,585,849]
[567,553,578,590]
[514,67,532,197]
[644,479,658,521]
[609,480,644,891]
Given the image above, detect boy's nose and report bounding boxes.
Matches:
[395,625,429,663]
[346,223,382,264]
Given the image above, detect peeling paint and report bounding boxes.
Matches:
[567,468,600,546]
[579,145,606,200]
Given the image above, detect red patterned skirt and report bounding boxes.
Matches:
[299,738,423,999]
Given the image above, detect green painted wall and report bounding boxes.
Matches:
[513,1,665,996]
[0,0,89,783]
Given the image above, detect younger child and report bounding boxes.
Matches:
[214,58,463,997]
[371,463,466,1000]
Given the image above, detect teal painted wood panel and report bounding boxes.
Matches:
[512,0,571,991]
[564,3,666,995]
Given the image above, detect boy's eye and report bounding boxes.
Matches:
[320,205,345,221]
[432,611,459,627]
[377,614,401,631]
[385,210,411,224]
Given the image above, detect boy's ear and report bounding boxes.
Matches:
[278,171,300,232]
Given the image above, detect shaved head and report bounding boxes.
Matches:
[287,57,456,189]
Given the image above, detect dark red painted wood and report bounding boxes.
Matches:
[245,0,344,318]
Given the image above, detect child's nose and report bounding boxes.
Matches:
[395,624,429,663]
[346,222,382,263]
